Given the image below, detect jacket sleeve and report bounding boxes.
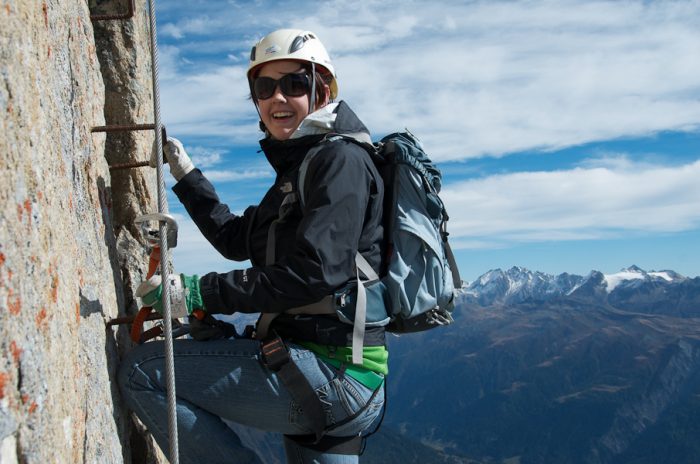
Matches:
[172,168,254,262]
[199,140,381,315]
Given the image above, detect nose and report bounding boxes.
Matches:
[269,83,287,102]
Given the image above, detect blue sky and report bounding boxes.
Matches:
[153,0,700,283]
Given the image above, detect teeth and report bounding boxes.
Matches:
[273,112,293,119]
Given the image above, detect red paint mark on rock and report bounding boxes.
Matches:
[51,274,59,303]
[75,303,80,323]
[21,394,37,413]
[0,372,9,399]
[5,5,10,15]
[0,253,6,288]
[9,341,21,364]
[8,290,21,315]
[35,308,48,329]
[23,199,32,226]
[42,2,47,27]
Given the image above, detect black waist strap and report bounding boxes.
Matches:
[284,434,364,455]
[268,313,386,347]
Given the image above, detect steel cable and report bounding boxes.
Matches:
[146,0,180,462]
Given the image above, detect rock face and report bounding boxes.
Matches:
[1,1,163,462]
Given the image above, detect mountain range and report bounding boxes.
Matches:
[461,265,699,317]
[364,265,700,464]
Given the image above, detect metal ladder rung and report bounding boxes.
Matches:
[91,124,164,170]
[91,123,156,133]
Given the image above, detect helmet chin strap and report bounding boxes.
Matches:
[309,62,317,115]
[252,100,268,135]
[248,76,267,134]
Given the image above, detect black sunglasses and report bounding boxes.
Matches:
[253,73,311,100]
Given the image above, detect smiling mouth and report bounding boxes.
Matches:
[272,112,294,120]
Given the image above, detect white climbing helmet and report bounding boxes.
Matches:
[248,29,338,100]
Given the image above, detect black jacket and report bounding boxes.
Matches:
[173,102,384,319]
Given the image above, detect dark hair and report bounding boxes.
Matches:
[307,67,334,107]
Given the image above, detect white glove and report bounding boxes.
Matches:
[150,136,195,181]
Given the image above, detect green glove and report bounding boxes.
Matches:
[136,274,205,317]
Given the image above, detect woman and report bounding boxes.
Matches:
[119,29,387,464]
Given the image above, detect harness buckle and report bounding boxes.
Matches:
[261,335,290,371]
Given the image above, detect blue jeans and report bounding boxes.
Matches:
[118,338,384,463]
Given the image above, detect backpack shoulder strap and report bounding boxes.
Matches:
[352,252,379,364]
[298,133,375,208]
[297,140,333,209]
[297,133,381,365]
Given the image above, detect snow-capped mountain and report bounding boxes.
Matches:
[463,265,694,311]
[602,264,685,292]
[462,266,585,306]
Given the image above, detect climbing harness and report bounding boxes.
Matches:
[260,333,384,455]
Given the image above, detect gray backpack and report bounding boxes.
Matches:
[298,131,462,363]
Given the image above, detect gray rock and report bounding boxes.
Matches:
[1,1,166,462]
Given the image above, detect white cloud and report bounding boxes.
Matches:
[159,64,253,138]
[158,0,700,159]
[334,0,700,160]
[157,45,181,78]
[187,146,223,167]
[576,153,663,171]
[153,1,700,278]
[442,159,700,248]
[160,23,184,40]
[166,140,275,182]
[160,15,227,39]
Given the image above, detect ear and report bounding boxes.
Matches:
[318,84,331,107]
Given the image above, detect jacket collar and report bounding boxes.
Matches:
[259,101,371,175]
[290,103,339,139]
